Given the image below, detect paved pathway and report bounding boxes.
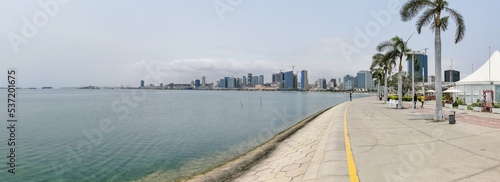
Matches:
[233,96,500,182]
[402,101,500,129]
[235,102,350,182]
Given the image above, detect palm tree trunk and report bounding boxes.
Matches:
[398,70,403,109]
[435,28,444,120]
[377,81,380,100]
[384,70,388,104]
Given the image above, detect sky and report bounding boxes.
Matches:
[1,0,500,88]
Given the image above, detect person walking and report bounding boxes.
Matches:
[350,92,352,101]
[414,94,417,109]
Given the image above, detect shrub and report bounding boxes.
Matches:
[494,102,500,109]
[472,102,484,107]
[402,96,413,101]
[456,99,467,105]
[388,95,398,100]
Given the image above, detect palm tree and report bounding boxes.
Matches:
[370,53,396,103]
[371,68,384,100]
[400,0,465,121]
[377,36,412,109]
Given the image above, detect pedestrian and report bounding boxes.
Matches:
[420,94,425,108]
[350,92,352,101]
[414,94,417,108]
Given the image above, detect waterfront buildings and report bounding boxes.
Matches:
[243,76,247,86]
[407,53,429,82]
[301,70,308,91]
[283,71,296,89]
[195,79,201,88]
[253,76,259,86]
[227,77,236,88]
[202,76,206,88]
[248,73,253,87]
[356,70,374,90]
[259,75,264,86]
[343,75,355,90]
[444,70,460,82]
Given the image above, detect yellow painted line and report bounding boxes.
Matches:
[344,102,359,182]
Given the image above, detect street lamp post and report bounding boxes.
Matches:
[407,51,423,113]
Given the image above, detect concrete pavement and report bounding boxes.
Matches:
[232,96,500,181]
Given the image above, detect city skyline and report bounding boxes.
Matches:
[2,1,500,87]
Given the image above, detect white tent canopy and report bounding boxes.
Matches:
[458,51,500,85]
[456,51,500,103]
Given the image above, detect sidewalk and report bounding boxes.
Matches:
[233,96,500,181]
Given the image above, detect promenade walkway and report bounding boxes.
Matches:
[233,96,500,181]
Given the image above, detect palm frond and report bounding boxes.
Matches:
[400,0,433,22]
[376,40,395,52]
[416,8,437,33]
[445,7,466,43]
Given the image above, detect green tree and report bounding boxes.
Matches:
[371,68,384,99]
[400,0,465,121]
[377,36,412,109]
[370,53,396,103]
[388,72,411,96]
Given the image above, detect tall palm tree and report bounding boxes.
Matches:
[377,36,412,109]
[370,53,396,103]
[400,0,465,121]
[371,68,384,100]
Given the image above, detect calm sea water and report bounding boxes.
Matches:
[0,89,370,181]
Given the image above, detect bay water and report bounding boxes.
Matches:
[0,89,370,181]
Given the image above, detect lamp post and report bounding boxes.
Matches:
[407,51,423,113]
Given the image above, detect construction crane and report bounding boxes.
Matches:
[423,48,429,55]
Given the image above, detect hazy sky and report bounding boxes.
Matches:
[2,0,500,87]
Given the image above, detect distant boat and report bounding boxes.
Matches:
[42,87,53,89]
[28,87,37,89]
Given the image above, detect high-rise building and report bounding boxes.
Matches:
[202,76,206,88]
[301,70,308,90]
[248,73,253,87]
[195,79,201,88]
[317,78,326,89]
[227,77,236,88]
[242,76,247,86]
[332,78,337,87]
[259,75,264,85]
[284,71,295,89]
[140,80,144,88]
[408,54,429,82]
[356,70,373,89]
[343,75,355,90]
[444,70,460,82]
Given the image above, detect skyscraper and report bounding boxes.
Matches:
[408,54,429,82]
[343,75,355,90]
[248,73,253,87]
[284,71,295,89]
[259,75,264,85]
[301,70,308,90]
[356,70,373,89]
[444,70,460,82]
[243,76,247,86]
[195,79,200,88]
[219,78,226,88]
[227,77,236,88]
[202,76,206,88]
[140,80,144,88]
